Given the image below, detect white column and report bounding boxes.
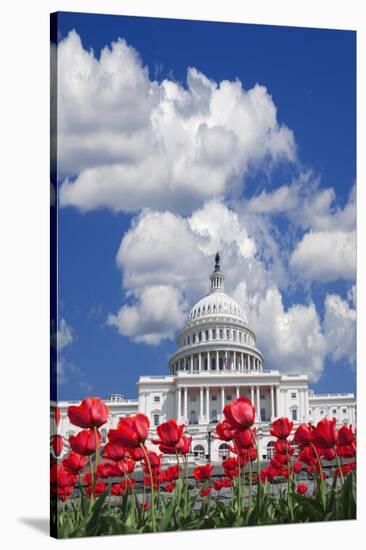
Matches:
[221,387,225,413]
[190,355,193,372]
[207,351,210,371]
[216,350,219,370]
[256,386,261,424]
[184,387,188,421]
[206,387,210,420]
[225,350,228,370]
[275,385,280,417]
[270,385,275,419]
[177,388,181,420]
[234,351,236,371]
[200,387,204,419]
[251,385,254,404]
[236,386,240,398]
[199,353,202,371]
[241,353,244,371]
[184,356,187,371]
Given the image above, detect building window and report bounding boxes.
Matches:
[212,329,216,339]
[218,443,230,460]
[291,409,298,421]
[219,328,223,339]
[101,429,107,443]
[193,333,196,343]
[332,408,337,415]
[266,441,275,460]
[187,336,190,345]
[211,409,218,422]
[190,410,197,425]
[193,444,205,459]
[226,394,232,401]
[153,414,159,426]
[260,394,265,400]
[190,395,197,402]
[233,330,236,341]
[199,332,202,342]
[205,330,209,341]
[212,395,217,401]
[342,408,347,415]
[226,329,230,339]
[320,409,325,416]
[154,396,160,403]
[291,392,296,399]
[260,408,266,421]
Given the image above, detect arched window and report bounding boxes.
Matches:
[233,330,236,341]
[226,329,230,339]
[218,443,230,460]
[266,441,275,459]
[199,331,202,342]
[205,330,209,341]
[193,444,205,459]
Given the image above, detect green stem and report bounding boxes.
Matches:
[286,450,294,521]
[233,441,242,514]
[184,455,189,517]
[140,445,157,532]
[310,443,325,508]
[89,456,95,503]
[248,457,252,512]
[334,447,344,485]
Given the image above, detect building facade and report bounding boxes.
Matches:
[55,254,356,462]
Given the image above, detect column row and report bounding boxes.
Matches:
[176,384,279,424]
[172,351,262,373]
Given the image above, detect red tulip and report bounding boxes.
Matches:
[82,472,97,485]
[199,487,212,497]
[270,418,293,440]
[320,448,336,461]
[96,463,115,479]
[338,425,355,446]
[115,458,136,476]
[85,481,106,498]
[162,482,176,492]
[336,443,356,458]
[292,461,302,474]
[103,442,126,461]
[221,477,232,488]
[293,423,314,449]
[163,465,181,482]
[152,419,186,453]
[51,435,63,457]
[108,414,149,449]
[177,434,192,455]
[193,464,214,481]
[140,502,150,511]
[312,418,338,449]
[233,427,256,450]
[224,397,255,431]
[57,485,74,501]
[62,452,87,474]
[297,483,308,495]
[111,483,125,496]
[50,463,77,488]
[298,446,317,466]
[128,447,146,461]
[143,451,162,473]
[68,397,109,429]
[274,439,293,456]
[213,480,223,491]
[69,429,101,456]
[222,457,239,478]
[216,420,236,441]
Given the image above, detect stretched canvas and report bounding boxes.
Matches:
[50,11,357,539]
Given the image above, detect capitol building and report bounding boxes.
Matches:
[56,254,356,462]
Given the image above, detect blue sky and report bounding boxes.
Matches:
[53,12,356,401]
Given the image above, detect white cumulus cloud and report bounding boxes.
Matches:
[57,318,74,351]
[323,293,356,367]
[289,230,356,282]
[58,31,295,213]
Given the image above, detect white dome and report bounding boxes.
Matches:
[188,291,248,324]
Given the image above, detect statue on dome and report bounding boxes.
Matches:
[214,251,220,272]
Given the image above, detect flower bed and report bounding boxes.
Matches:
[50,396,356,538]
